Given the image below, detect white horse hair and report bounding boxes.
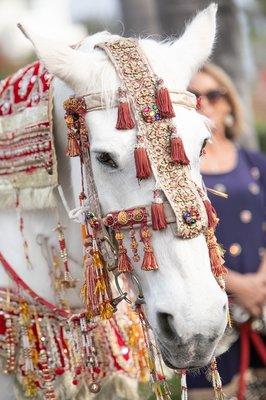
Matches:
[0,4,228,399]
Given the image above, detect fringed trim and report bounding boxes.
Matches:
[151,189,167,230]
[205,228,227,280]
[204,199,219,229]
[0,186,57,210]
[116,88,135,130]
[180,370,188,400]
[66,131,81,157]
[156,78,175,119]
[140,226,158,271]
[115,231,133,273]
[210,358,225,400]
[134,145,152,179]
[169,125,190,165]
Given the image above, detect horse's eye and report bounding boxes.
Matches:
[200,139,208,157]
[97,152,118,169]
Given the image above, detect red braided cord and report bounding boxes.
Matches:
[238,322,266,400]
[238,323,250,400]
[0,251,69,318]
[250,329,266,365]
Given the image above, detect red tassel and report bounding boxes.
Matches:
[151,202,167,230]
[116,89,135,130]
[170,136,190,165]
[156,78,175,119]
[66,133,81,157]
[134,147,152,179]
[115,231,133,273]
[142,249,158,271]
[204,199,219,229]
[208,244,227,277]
[117,248,133,272]
[140,226,158,271]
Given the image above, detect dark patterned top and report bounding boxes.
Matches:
[188,147,266,388]
[205,147,266,275]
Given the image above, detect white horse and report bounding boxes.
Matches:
[0,3,228,399]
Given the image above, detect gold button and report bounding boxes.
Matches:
[250,167,260,180]
[248,182,260,195]
[117,211,128,225]
[229,243,242,256]
[214,183,226,193]
[240,210,252,223]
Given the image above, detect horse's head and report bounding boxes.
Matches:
[19,3,228,369]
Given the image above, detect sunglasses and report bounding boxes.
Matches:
[189,89,227,104]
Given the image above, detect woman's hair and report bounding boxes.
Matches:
[200,63,244,140]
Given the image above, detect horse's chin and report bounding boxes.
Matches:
[159,346,214,370]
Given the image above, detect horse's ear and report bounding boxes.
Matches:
[172,3,217,82]
[17,23,92,92]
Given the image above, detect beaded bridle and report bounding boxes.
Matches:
[63,38,226,319]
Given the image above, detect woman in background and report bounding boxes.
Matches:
[188,64,266,399]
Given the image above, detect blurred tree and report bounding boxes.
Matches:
[120,0,160,37]
[156,0,257,149]
[121,0,258,149]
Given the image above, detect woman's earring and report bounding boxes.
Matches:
[225,114,234,128]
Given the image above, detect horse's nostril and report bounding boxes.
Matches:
[157,312,176,340]
[223,303,227,312]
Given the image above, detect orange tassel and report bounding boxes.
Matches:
[115,231,133,273]
[66,133,80,157]
[140,226,158,271]
[118,248,133,272]
[142,249,158,271]
[170,136,190,165]
[151,202,167,230]
[156,78,175,119]
[134,146,152,179]
[208,243,227,278]
[204,199,219,229]
[116,89,135,130]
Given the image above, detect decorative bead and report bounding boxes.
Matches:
[89,382,101,393]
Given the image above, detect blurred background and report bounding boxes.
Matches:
[0,0,266,150]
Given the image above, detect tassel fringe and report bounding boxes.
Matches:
[181,370,188,400]
[116,101,135,130]
[156,78,175,119]
[141,226,158,271]
[115,231,133,273]
[134,147,152,179]
[204,199,219,229]
[151,202,167,230]
[170,137,190,165]
[66,133,80,157]
[116,88,135,129]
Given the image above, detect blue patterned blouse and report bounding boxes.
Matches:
[188,147,266,388]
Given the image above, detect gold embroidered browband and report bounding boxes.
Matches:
[97,39,208,238]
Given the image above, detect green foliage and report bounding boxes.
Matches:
[138,375,181,400]
[256,120,266,154]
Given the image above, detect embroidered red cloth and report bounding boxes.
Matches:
[0,60,58,210]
